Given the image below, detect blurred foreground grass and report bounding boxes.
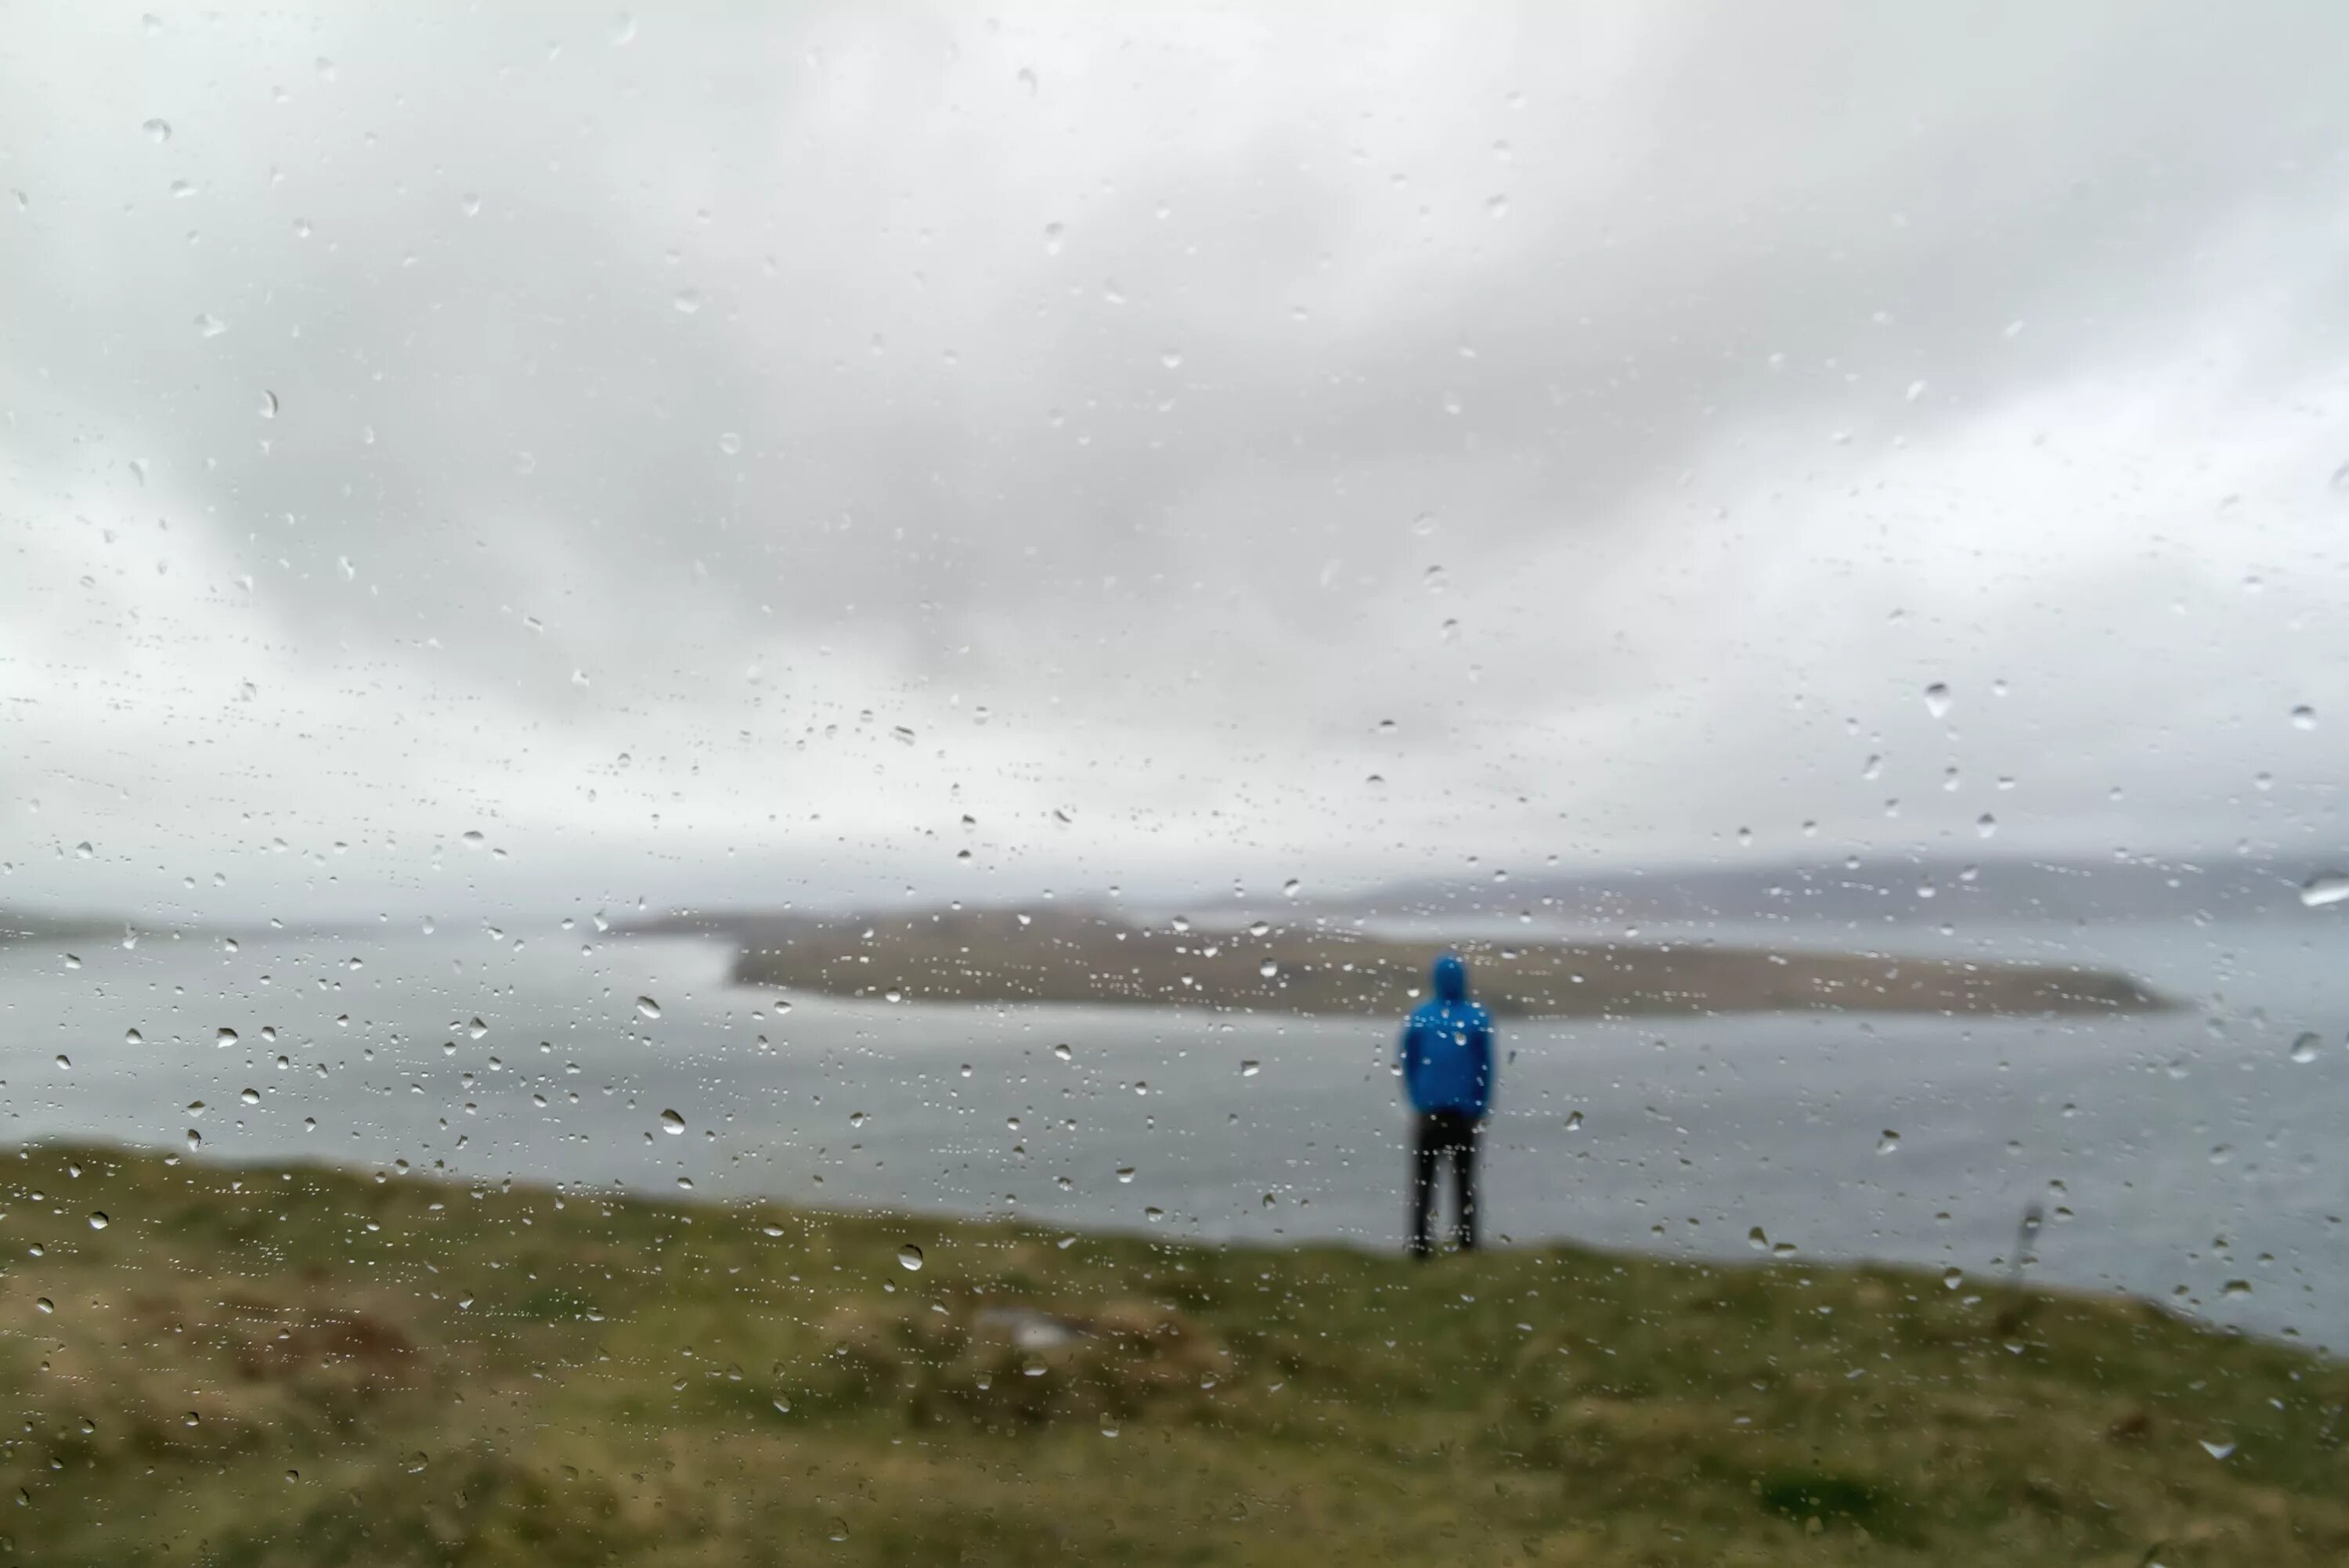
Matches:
[1,1144,2340,1566]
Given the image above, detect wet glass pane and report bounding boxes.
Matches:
[3,5,2344,1565]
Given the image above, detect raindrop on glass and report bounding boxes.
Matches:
[896,1243,923,1272]
[2299,873,2349,910]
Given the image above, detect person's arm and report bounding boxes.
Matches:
[1471,1017,1496,1119]
[1397,1018,1420,1105]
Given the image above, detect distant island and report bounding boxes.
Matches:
[624,906,2173,1018]
[0,907,134,945]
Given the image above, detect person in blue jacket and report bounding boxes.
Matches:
[1398,951,1494,1257]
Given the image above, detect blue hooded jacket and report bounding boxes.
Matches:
[1398,953,1495,1118]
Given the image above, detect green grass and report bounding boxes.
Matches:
[1,1143,2339,1566]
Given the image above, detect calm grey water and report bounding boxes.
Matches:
[3,917,2343,1350]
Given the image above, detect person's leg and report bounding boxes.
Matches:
[1454,1115,1480,1253]
[1407,1114,1438,1260]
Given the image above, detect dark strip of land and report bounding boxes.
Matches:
[626,907,2173,1018]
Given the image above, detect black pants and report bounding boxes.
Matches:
[1409,1110,1480,1257]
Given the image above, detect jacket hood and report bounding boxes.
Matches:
[1431,953,1468,1003]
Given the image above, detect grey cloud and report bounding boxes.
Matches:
[5,2,2347,921]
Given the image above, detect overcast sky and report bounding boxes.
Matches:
[5,2,2347,924]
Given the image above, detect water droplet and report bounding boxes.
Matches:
[828,1519,850,1544]
[124,1029,143,1046]
[2199,1438,2236,1461]
[610,12,637,45]
[459,191,481,218]
[1941,1267,1964,1290]
[2330,460,2349,493]
[896,1243,923,1271]
[34,1298,54,1314]
[659,1108,684,1134]
[673,288,702,315]
[1258,959,1279,979]
[2289,1033,2322,1064]
[143,117,171,143]
[215,1027,237,1047]
[240,1087,259,1106]
[1747,1226,1769,1252]
[74,841,94,859]
[717,431,742,456]
[636,996,662,1019]
[193,312,227,338]
[1282,879,1301,899]
[185,1128,202,1152]
[1877,1130,1901,1155]
[1976,813,1997,838]
[1115,1166,1137,1184]
[1240,1059,1261,1077]
[53,1054,70,1071]
[460,829,485,850]
[2221,1278,2253,1299]
[1485,193,1509,219]
[1052,1043,1072,1062]
[2298,873,2349,909]
[1923,683,1952,719]
[1564,1109,1583,1131]
[1042,221,1064,255]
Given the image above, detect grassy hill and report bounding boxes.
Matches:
[1,1143,2337,1566]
